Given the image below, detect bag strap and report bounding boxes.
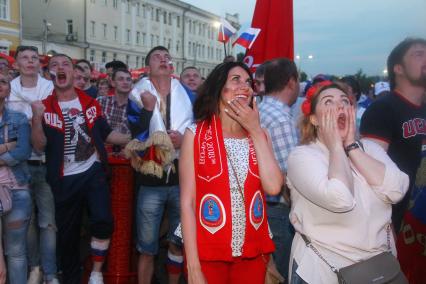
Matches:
[3,124,7,143]
[300,233,339,274]
[225,148,245,204]
[301,222,392,275]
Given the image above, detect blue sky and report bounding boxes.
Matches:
[184,0,426,76]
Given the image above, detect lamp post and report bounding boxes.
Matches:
[41,19,51,55]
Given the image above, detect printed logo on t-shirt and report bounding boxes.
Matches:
[402,118,426,138]
[62,106,94,164]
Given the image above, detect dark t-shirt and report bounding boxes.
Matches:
[84,85,98,98]
[360,91,426,229]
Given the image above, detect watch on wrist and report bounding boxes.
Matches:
[344,140,364,156]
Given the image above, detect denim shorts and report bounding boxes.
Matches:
[136,185,181,255]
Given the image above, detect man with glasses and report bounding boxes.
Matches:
[97,68,131,135]
[127,46,194,284]
[8,45,59,284]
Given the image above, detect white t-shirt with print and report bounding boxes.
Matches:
[58,98,99,176]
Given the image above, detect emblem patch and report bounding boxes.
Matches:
[249,190,264,230]
[199,194,226,234]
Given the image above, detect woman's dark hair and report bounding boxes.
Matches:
[193,62,252,122]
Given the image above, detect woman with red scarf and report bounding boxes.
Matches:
[179,62,283,284]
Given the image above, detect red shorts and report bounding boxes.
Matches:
[200,255,268,284]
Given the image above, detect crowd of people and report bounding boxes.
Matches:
[0,36,423,284]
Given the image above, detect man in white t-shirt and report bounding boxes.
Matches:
[9,45,58,284]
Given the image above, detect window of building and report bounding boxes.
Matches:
[142,33,146,46]
[126,55,130,65]
[102,23,107,39]
[193,43,196,56]
[189,20,192,33]
[176,40,180,53]
[136,56,140,67]
[113,53,117,60]
[150,34,154,47]
[126,0,130,13]
[126,29,131,43]
[113,0,117,8]
[136,3,140,16]
[177,16,180,28]
[163,11,167,24]
[163,37,166,46]
[66,19,73,35]
[151,7,154,21]
[136,31,141,45]
[198,23,202,35]
[89,50,95,62]
[142,4,146,18]
[103,0,107,6]
[90,21,95,38]
[114,26,118,41]
[167,39,171,50]
[168,13,172,25]
[102,51,107,63]
[188,42,191,56]
[156,35,159,45]
[156,9,160,22]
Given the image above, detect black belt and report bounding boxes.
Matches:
[27,160,46,166]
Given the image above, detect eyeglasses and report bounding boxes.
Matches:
[15,46,39,57]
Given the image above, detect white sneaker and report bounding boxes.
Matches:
[88,272,104,284]
[27,266,43,284]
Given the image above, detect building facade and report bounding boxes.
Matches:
[0,0,21,55]
[21,0,240,76]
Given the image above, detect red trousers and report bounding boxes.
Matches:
[200,255,268,284]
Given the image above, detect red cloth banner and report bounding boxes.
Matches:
[244,0,294,72]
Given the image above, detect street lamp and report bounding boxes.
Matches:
[295,54,314,76]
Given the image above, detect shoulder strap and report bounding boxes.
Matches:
[3,124,8,143]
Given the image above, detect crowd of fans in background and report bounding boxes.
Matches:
[0,36,423,284]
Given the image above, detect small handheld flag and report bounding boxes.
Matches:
[233,28,261,49]
[218,18,237,43]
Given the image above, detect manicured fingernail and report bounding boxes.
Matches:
[224,108,229,112]
[227,100,231,104]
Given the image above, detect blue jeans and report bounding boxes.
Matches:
[27,164,57,280]
[3,189,31,284]
[266,202,294,280]
[136,185,181,255]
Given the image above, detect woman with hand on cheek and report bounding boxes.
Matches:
[179,62,283,284]
[287,81,409,284]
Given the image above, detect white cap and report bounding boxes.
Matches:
[374,81,390,96]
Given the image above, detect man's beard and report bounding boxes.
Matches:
[406,70,426,89]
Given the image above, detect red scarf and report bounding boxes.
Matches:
[194,115,274,261]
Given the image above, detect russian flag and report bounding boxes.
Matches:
[218,18,237,43]
[233,28,261,49]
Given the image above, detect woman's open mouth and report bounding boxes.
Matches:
[337,113,346,130]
